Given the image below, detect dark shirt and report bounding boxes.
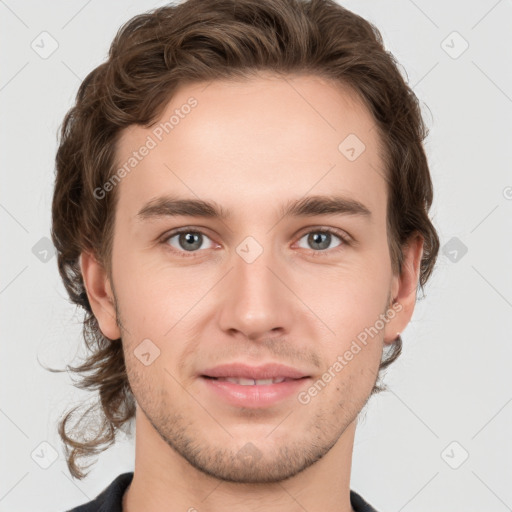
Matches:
[66,472,380,512]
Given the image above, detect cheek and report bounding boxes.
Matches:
[300,259,390,325]
[302,265,390,366]
[111,247,183,338]
[119,279,182,339]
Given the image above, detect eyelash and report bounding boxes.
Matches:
[159,226,352,259]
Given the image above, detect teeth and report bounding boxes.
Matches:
[227,377,257,385]
[219,377,287,385]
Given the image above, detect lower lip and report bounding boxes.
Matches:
[200,376,310,408]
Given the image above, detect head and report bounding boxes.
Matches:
[50,0,439,480]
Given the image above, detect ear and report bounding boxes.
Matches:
[383,233,424,344]
[80,250,121,340]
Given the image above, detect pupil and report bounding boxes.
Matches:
[310,232,329,250]
[181,232,200,251]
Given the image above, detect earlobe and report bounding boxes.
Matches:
[80,250,121,340]
[383,233,424,344]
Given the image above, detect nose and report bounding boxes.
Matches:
[217,243,295,341]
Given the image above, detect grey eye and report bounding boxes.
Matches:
[297,231,343,251]
[166,231,214,252]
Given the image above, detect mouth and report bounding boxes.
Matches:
[201,375,309,385]
[199,375,311,408]
[198,363,312,407]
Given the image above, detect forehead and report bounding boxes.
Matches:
[114,73,387,224]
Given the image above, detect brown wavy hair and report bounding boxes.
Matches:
[46,0,440,479]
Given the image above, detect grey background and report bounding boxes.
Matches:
[1,0,511,511]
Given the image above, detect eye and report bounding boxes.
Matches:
[161,228,216,257]
[295,228,350,254]
[160,226,351,259]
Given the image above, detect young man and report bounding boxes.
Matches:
[51,0,439,510]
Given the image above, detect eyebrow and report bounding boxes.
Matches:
[135,194,372,222]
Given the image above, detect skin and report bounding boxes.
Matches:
[81,72,423,512]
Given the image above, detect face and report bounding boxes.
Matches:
[83,72,420,484]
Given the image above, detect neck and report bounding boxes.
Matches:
[122,410,357,512]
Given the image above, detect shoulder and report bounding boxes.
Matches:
[65,472,134,512]
[350,489,381,512]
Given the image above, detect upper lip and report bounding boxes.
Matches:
[200,363,309,380]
